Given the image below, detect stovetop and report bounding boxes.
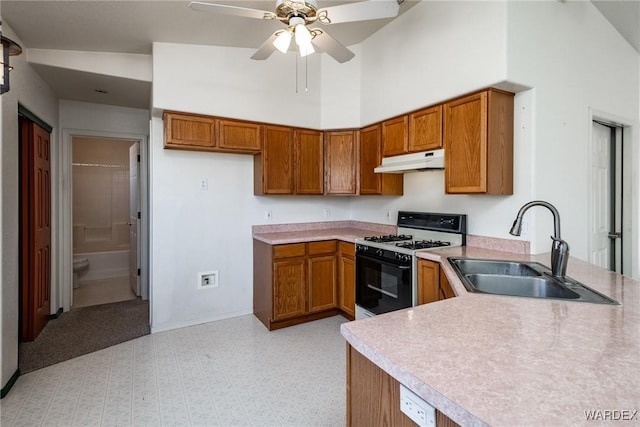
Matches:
[356,211,467,256]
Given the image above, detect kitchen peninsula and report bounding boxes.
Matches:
[342,246,639,426]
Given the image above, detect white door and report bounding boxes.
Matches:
[129,142,141,296]
[590,121,622,272]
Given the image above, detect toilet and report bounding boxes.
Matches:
[72,257,89,289]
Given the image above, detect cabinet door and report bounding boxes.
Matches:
[164,112,216,149]
[417,259,440,305]
[338,242,355,318]
[382,116,408,156]
[359,125,382,195]
[308,254,337,313]
[295,129,324,195]
[325,131,358,195]
[409,105,442,152]
[273,258,306,321]
[218,119,261,152]
[260,125,294,194]
[444,91,487,193]
[440,268,455,300]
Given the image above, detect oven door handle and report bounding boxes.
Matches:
[356,253,412,269]
[366,284,398,299]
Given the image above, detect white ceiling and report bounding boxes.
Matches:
[2,0,638,110]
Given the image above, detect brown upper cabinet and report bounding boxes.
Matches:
[408,105,443,152]
[217,119,261,152]
[444,89,514,195]
[164,112,216,150]
[359,124,403,196]
[294,129,324,195]
[255,126,324,195]
[255,125,295,195]
[164,111,261,154]
[381,116,408,157]
[325,130,358,195]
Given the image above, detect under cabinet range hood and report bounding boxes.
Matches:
[374,149,445,174]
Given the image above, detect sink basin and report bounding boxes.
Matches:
[464,274,580,299]
[450,259,541,277]
[448,258,619,305]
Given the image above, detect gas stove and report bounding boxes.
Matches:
[355,211,467,319]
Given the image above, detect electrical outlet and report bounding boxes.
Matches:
[323,208,331,218]
[400,384,436,427]
[386,210,392,220]
[199,178,208,190]
[265,210,272,221]
[198,271,219,289]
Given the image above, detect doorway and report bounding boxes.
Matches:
[590,119,627,274]
[71,136,140,308]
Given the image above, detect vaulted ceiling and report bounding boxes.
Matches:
[2,1,638,110]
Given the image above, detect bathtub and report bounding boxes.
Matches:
[74,250,130,282]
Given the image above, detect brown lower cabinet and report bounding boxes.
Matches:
[254,239,358,330]
[417,259,456,305]
[347,344,459,427]
[338,242,355,319]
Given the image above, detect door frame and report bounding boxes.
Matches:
[587,108,638,278]
[58,128,150,312]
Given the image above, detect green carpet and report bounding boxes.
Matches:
[19,299,150,373]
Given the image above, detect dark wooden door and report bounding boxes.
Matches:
[20,119,51,342]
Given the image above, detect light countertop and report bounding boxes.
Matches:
[341,246,640,426]
[252,220,396,245]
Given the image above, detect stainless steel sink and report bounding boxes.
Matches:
[451,259,541,277]
[464,274,580,299]
[448,258,619,305]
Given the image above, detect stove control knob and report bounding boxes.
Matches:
[403,255,411,262]
[375,249,384,257]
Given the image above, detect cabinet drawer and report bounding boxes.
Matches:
[273,243,306,259]
[308,240,337,255]
[339,241,355,256]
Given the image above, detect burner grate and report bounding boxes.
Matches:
[364,234,413,243]
[395,240,452,250]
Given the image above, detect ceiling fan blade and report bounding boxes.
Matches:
[311,29,355,63]
[251,32,280,60]
[189,1,276,20]
[319,0,399,25]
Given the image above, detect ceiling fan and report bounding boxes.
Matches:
[189,0,401,63]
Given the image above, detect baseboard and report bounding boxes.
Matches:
[50,307,63,319]
[1,369,20,399]
[150,309,253,334]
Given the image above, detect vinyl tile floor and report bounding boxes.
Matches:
[1,315,349,427]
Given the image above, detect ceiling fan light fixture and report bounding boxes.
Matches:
[294,23,312,46]
[273,30,292,53]
[298,41,314,57]
[293,23,314,57]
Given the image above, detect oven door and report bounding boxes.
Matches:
[355,251,413,316]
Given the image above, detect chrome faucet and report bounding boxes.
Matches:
[509,201,570,279]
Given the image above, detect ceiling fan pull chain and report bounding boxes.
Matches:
[295,53,299,94]
[305,54,308,93]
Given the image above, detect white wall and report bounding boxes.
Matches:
[1,23,58,390]
[350,1,533,240]
[153,43,323,128]
[507,1,640,263]
[151,43,352,332]
[359,1,509,125]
